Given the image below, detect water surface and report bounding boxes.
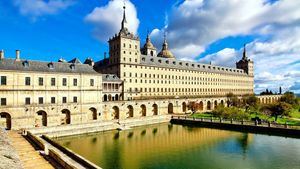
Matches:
[55,123,300,169]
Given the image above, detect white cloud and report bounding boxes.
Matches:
[85,0,139,42]
[149,0,300,93]
[13,0,74,19]
[151,0,300,59]
[200,48,238,67]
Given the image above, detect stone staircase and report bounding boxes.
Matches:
[7,131,55,169]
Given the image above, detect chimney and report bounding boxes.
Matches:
[0,50,4,59]
[16,50,20,61]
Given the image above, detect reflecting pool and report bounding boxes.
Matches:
[54,123,300,169]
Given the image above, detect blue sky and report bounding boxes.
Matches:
[0,0,299,94]
[0,0,172,61]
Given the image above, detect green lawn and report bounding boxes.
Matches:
[190,113,213,119]
[190,110,300,126]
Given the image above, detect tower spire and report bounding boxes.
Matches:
[162,32,168,50]
[243,44,247,60]
[121,2,127,31]
[146,30,150,41]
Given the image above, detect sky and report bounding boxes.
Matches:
[0,0,299,94]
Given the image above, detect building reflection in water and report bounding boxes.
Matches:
[55,123,246,169]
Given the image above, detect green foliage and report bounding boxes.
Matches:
[242,95,259,111]
[280,92,299,106]
[226,93,239,107]
[260,102,293,121]
[212,105,250,120]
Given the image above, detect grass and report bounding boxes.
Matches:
[190,110,300,126]
[190,112,213,119]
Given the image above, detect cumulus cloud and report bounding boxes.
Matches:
[85,0,139,42]
[13,0,74,19]
[200,48,239,67]
[149,0,300,93]
[151,0,300,59]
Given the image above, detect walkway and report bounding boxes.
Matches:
[7,131,55,169]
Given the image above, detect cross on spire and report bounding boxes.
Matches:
[162,31,168,50]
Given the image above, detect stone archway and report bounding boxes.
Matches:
[35,110,47,127]
[199,101,204,111]
[214,100,218,109]
[141,104,146,117]
[182,102,187,112]
[103,95,108,102]
[168,103,173,114]
[115,94,119,101]
[89,107,97,120]
[221,100,224,106]
[108,94,112,101]
[113,106,119,119]
[0,112,11,130]
[152,104,158,115]
[127,105,134,118]
[207,101,211,110]
[61,109,71,125]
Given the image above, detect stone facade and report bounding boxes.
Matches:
[0,56,103,130]
[95,6,254,101]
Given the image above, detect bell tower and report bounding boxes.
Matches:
[236,44,254,76]
[108,4,140,68]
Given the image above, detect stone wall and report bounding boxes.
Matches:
[1,95,281,130]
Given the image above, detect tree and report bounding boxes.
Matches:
[260,102,292,121]
[242,95,259,111]
[280,92,298,106]
[226,93,239,107]
[212,105,250,120]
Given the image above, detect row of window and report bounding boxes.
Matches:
[125,78,252,86]
[0,76,95,87]
[122,64,246,76]
[128,87,252,93]
[0,96,78,106]
[124,72,250,82]
[110,43,138,51]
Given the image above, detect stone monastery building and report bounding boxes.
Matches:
[0,5,277,130]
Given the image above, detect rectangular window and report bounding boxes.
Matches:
[38,97,43,104]
[73,96,77,103]
[25,77,31,86]
[38,77,43,86]
[73,78,77,86]
[62,78,67,86]
[0,76,7,85]
[62,97,67,103]
[90,79,94,86]
[51,78,56,86]
[51,97,56,104]
[25,97,30,105]
[0,98,6,106]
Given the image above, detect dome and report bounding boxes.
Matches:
[143,35,156,49]
[144,40,155,49]
[157,49,174,59]
[157,35,175,59]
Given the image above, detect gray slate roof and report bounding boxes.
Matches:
[0,58,98,74]
[102,74,122,82]
[139,55,248,76]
